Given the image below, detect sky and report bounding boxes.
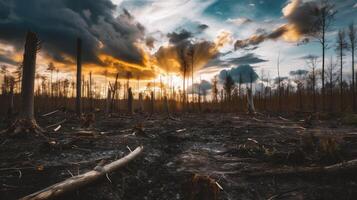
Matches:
[0,0,357,91]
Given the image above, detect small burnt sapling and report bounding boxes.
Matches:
[2,31,45,137]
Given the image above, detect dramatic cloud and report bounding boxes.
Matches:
[289,69,309,76]
[205,53,267,68]
[234,0,334,50]
[145,36,156,49]
[218,64,259,84]
[187,80,212,94]
[155,31,232,74]
[167,29,193,44]
[198,24,209,31]
[274,76,289,85]
[226,17,252,26]
[0,0,147,67]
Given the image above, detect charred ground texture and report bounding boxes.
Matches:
[1,113,357,200]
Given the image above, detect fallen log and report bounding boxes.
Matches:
[45,119,67,129]
[247,158,357,177]
[41,110,60,117]
[20,146,144,200]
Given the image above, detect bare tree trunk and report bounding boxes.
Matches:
[127,87,133,114]
[105,88,111,116]
[20,146,144,200]
[352,35,355,112]
[322,35,326,111]
[21,33,38,120]
[164,95,170,118]
[7,79,14,118]
[138,92,143,113]
[247,88,255,114]
[183,70,186,112]
[89,71,93,112]
[340,46,343,112]
[150,91,155,116]
[3,32,44,135]
[110,73,119,113]
[76,38,82,116]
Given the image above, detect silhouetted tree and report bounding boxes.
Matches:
[336,29,348,111]
[3,32,44,135]
[211,76,218,103]
[76,38,82,116]
[223,73,235,102]
[349,22,357,112]
[326,57,338,111]
[310,0,336,111]
[127,87,133,114]
[47,62,55,97]
[187,45,195,104]
[178,47,188,109]
[306,55,319,112]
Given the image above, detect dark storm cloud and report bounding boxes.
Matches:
[226,53,267,65]
[289,69,308,76]
[167,29,193,44]
[234,0,335,50]
[219,65,259,84]
[155,39,217,74]
[274,76,289,85]
[205,53,267,68]
[0,54,18,66]
[234,26,288,50]
[198,24,209,32]
[187,80,212,95]
[145,36,156,49]
[0,0,146,66]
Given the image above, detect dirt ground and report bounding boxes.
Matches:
[1,112,357,200]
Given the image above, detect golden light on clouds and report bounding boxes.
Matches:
[282,0,301,17]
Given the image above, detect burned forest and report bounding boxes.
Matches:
[1,0,357,200]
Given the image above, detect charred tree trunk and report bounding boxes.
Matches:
[105,88,111,116]
[20,146,144,200]
[89,71,93,112]
[3,32,44,136]
[76,38,82,116]
[138,92,143,113]
[150,91,155,116]
[110,73,119,113]
[163,95,170,118]
[7,78,14,118]
[127,87,133,114]
[247,88,255,114]
[21,33,37,120]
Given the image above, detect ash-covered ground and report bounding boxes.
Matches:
[1,112,357,200]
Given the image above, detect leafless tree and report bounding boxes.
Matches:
[211,75,218,103]
[336,29,348,111]
[1,65,9,95]
[306,55,319,112]
[349,22,357,112]
[178,47,188,110]
[187,45,195,106]
[47,62,55,97]
[2,32,44,135]
[326,57,338,111]
[310,0,336,111]
[276,52,282,111]
[223,73,235,102]
[76,38,82,116]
